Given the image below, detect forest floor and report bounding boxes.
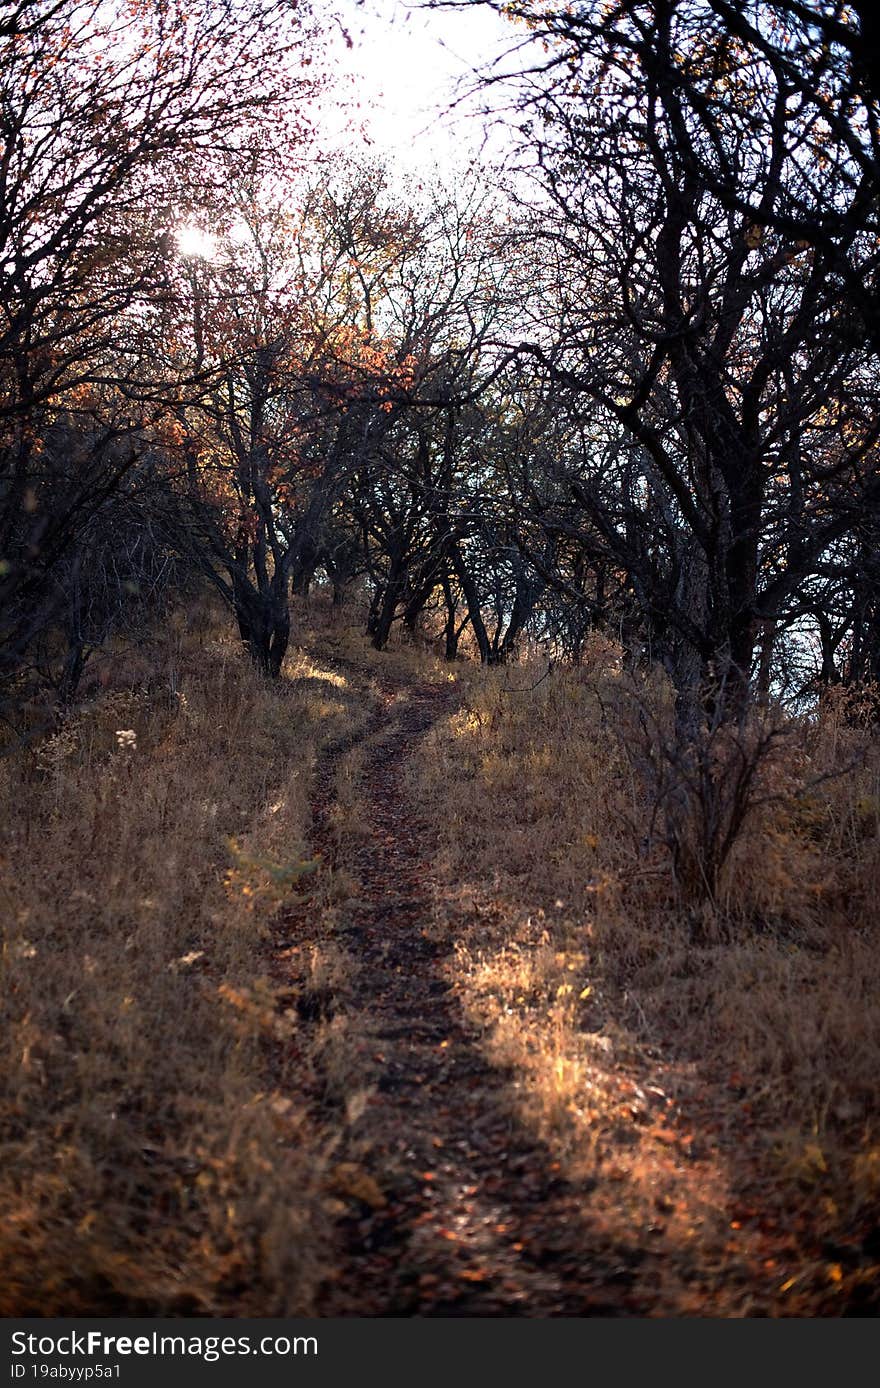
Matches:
[271,631,880,1317]
[278,659,632,1315]
[2,605,878,1316]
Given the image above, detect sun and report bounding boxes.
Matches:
[176,224,216,259]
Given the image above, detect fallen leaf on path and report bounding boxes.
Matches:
[326,1162,386,1210]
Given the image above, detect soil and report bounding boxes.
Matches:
[271,666,647,1314]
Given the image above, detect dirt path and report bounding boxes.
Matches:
[277,667,646,1316]
[266,647,880,1318]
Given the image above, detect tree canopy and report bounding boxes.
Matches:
[2,0,879,721]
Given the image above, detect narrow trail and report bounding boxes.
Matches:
[280,665,645,1317]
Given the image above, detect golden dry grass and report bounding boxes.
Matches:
[0,598,373,1315]
[412,639,880,1314]
[4,595,880,1315]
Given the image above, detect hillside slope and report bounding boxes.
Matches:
[1,604,878,1315]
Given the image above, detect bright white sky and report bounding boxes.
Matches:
[178,1,519,256]
[326,0,517,173]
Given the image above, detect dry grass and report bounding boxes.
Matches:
[0,598,371,1315]
[413,639,880,1314]
[6,592,879,1316]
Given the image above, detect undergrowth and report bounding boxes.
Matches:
[0,599,368,1315]
[413,638,880,1314]
[5,598,879,1316]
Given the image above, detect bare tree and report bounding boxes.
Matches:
[0,0,322,691]
[461,0,880,718]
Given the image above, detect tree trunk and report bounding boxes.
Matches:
[58,638,86,706]
[441,575,460,660]
[370,578,404,651]
[449,543,494,665]
[233,575,290,677]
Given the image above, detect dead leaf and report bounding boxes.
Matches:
[325,1162,386,1210]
